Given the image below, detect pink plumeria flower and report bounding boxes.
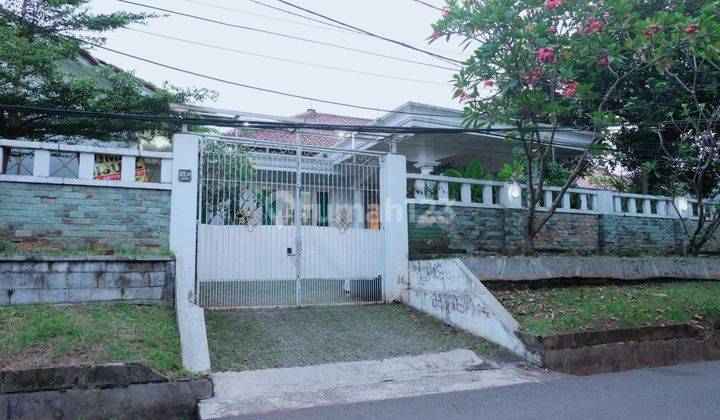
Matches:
[535,47,556,63]
[441,7,450,16]
[562,80,578,98]
[431,29,441,38]
[545,0,563,11]
[598,57,609,67]
[458,91,469,103]
[684,23,699,34]
[483,79,495,88]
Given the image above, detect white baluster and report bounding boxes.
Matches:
[460,183,471,203]
[483,184,493,205]
[438,181,449,202]
[580,194,588,211]
[544,190,553,208]
[642,199,652,215]
[160,158,173,183]
[561,192,571,209]
[121,155,136,182]
[33,149,50,177]
[78,152,95,179]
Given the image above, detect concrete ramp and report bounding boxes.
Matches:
[403,259,537,363]
[199,350,549,418]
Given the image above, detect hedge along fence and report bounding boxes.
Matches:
[407,173,720,258]
[0,139,173,252]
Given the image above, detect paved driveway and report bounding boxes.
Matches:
[205,303,496,372]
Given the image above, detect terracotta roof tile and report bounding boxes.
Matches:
[226,109,372,148]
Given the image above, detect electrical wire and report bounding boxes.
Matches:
[115,0,459,71]
[179,0,467,57]
[123,28,451,86]
[274,0,461,65]
[409,0,444,11]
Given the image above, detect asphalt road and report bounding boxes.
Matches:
[237,361,720,420]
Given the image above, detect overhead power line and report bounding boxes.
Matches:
[179,0,357,34]
[124,28,449,86]
[274,0,461,65]
[56,35,461,118]
[115,0,458,71]
[246,0,360,34]
[179,0,466,57]
[409,0,444,11]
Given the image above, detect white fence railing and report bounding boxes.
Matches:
[407,172,718,220]
[0,138,172,190]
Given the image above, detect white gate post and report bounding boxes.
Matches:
[169,133,211,373]
[380,153,409,302]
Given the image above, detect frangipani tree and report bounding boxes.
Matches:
[639,2,720,253]
[433,0,692,254]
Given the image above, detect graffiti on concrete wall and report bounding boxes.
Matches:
[430,293,492,319]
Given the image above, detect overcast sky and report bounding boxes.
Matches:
[89,0,469,119]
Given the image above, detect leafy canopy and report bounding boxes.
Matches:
[0,0,213,141]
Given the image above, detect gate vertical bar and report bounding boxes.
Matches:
[294,130,303,307]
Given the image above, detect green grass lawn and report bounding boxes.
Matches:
[0,303,187,378]
[496,281,720,336]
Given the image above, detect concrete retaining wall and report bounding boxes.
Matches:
[0,182,171,252]
[0,255,174,306]
[0,363,213,420]
[408,204,720,258]
[404,259,537,363]
[461,256,720,283]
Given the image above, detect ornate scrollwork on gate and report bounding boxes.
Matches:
[332,207,353,235]
[235,189,261,231]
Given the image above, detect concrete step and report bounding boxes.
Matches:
[199,349,552,418]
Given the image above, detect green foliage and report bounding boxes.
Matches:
[0,0,214,141]
[442,168,463,201]
[0,303,188,378]
[200,142,258,225]
[498,281,720,336]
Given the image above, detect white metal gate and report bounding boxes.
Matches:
[195,136,385,308]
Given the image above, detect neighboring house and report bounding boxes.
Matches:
[221,101,594,176]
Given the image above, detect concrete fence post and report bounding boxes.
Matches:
[380,153,409,302]
[672,196,690,219]
[501,182,523,208]
[596,190,615,214]
[169,133,211,373]
[33,149,50,177]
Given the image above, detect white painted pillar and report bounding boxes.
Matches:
[502,182,523,208]
[580,194,588,211]
[673,196,690,218]
[380,153,409,303]
[33,149,50,177]
[78,153,95,179]
[597,190,615,214]
[169,133,211,373]
[658,200,668,216]
[121,155,136,182]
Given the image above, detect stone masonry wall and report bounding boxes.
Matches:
[0,182,170,252]
[0,255,174,306]
[408,203,720,259]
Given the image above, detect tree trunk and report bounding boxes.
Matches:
[524,209,536,256]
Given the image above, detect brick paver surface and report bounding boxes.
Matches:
[205,303,495,372]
